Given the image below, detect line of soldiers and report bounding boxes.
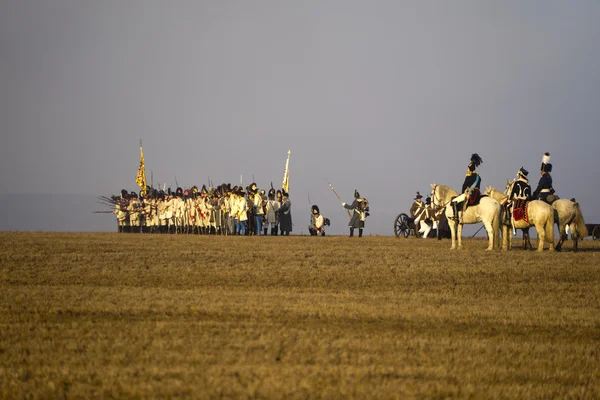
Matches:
[112,183,293,235]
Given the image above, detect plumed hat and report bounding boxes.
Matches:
[121,189,128,198]
[282,190,288,197]
[541,152,552,173]
[176,187,183,197]
[130,191,137,198]
[468,153,483,171]
[312,205,320,214]
[354,189,360,198]
[414,191,423,200]
[201,185,208,195]
[276,189,282,198]
[425,196,431,205]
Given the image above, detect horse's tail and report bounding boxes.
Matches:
[545,206,555,244]
[572,201,588,238]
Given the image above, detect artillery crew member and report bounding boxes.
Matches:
[532,152,556,204]
[451,153,483,220]
[409,192,426,224]
[343,189,369,237]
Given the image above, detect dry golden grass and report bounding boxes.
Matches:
[0,232,599,399]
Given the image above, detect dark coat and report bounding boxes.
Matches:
[278,198,292,232]
[461,173,481,193]
[509,179,531,200]
[532,174,554,202]
[344,199,365,229]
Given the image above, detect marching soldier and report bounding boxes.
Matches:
[532,152,556,204]
[129,192,142,232]
[253,186,265,235]
[451,153,483,220]
[278,191,292,236]
[343,189,369,237]
[114,190,129,233]
[265,188,280,235]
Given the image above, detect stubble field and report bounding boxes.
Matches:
[0,232,599,399]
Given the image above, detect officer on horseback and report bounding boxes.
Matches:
[503,167,531,225]
[451,153,483,220]
[532,152,555,204]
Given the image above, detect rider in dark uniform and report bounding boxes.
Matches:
[509,167,531,202]
[451,153,483,220]
[503,167,531,225]
[532,152,555,204]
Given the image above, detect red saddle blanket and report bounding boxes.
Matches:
[512,203,529,223]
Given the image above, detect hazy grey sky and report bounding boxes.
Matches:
[1,1,599,234]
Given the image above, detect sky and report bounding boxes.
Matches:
[1,1,599,235]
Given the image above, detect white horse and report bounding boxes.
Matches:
[484,186,554,252]
[502,181,587,251]
[430,184,500,250]
[551,199,587,251]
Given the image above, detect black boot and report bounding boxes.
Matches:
[349,228,354,237]
[359,228,363,237]
[264,228,268,236]
[452,203,459,221]
[274,227,278,236]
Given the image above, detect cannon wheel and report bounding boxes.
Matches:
[593,225,600,240]
[394,213,411,238]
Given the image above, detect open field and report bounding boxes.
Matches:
[1,232,599,398]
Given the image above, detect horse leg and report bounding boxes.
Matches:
[458,223,464,250]
[536,224,545,252]
[484,222,494,251]
[571,223,579,252]
[502,225,509,251]
[449,218,457,249]
[555,232,566,252]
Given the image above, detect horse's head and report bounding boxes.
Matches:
[485,186,506,202]
[430,183,457,208]
[504,179,514,196]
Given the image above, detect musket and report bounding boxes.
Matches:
[92,211,115,213]
[327,179,352,218]
[151,170,154,189]
[175,176,179,189]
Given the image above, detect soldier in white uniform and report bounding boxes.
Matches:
[253,188,265,235]
[265,188,280,235]
[309,205,327,236]
[129,192,142,233]
[114,191,129,233]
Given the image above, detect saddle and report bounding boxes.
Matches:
[512,199,529,223]
[467,189,483,206]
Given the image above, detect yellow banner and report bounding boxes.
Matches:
[136,142,146,196]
